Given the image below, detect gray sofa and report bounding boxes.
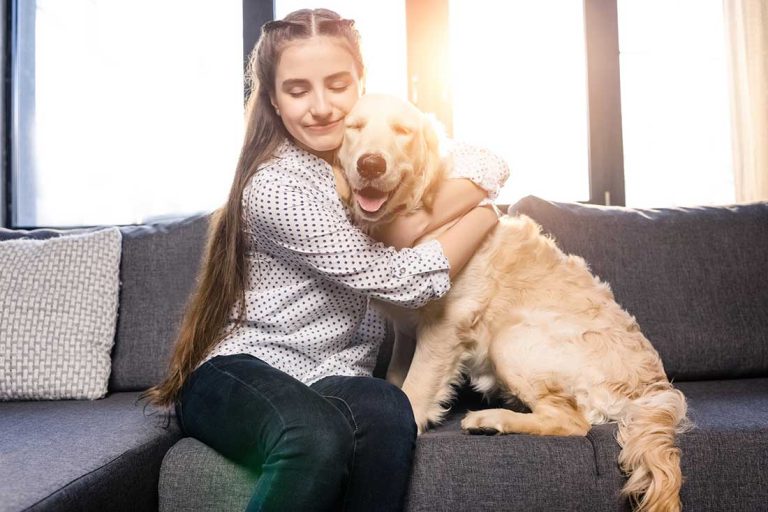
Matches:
[1,196,767,511]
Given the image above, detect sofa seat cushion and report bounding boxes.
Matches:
[159,378,768,512]
[159,437,257,512]
[406,390,626,512]
[673,378,768,512]
[0,392,181,512]
[409,379,768,512]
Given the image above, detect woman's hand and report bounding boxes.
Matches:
[371,209,431,250]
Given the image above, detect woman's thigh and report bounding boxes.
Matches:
[177,354,353,469]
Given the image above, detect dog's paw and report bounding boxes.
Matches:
[463,426,500,436]
[461,409,508,435]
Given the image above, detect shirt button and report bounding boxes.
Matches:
[400,267,406,276]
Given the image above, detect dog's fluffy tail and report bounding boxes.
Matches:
[617,381,691,512]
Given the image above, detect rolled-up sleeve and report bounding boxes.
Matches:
[448,140,511,201]
[245,170,451,309]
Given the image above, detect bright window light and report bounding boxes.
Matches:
[618,0,734,207]
[449,0,591,205]
[16,0,244,227]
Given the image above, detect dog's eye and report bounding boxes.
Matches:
[392,124,412,136]
[346,122,364,131]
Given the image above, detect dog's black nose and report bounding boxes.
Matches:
[357,153,386,179]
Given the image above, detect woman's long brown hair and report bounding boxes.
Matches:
[138,8,364,421]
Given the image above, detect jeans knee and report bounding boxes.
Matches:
[284,408,354,467]
[367,381,417,440]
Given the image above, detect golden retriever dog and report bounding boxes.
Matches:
[335,94,690,512]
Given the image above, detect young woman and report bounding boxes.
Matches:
[141,8,508,512]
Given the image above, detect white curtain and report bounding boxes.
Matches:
[723,0,768,203]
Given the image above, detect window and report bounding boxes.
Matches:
[13,0,244,227]
[449,0,591,205]
[618,0,734,207]
[5,1,743,228]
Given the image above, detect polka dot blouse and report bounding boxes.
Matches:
[196,139,510,385]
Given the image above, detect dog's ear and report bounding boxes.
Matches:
[419,113,447,212]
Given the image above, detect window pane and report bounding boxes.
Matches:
[274,1,408,99]
[618,0,734,207]
[15,1,244,227]
[449,0,590,205]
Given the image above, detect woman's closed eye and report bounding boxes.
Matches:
[288,89,309,98]
[329,82,351,93]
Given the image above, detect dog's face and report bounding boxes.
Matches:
[337,94,444,226]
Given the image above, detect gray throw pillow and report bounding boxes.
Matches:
[0,228,122,400]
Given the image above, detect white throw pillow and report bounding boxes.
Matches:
[0,228,122,400]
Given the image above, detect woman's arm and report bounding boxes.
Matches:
[374,178,487,249]
[435,205,499,279]
[247,169,452,309]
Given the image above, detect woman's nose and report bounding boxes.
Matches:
[310,92,332,117]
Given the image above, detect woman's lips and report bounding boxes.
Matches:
[306,119,342,132]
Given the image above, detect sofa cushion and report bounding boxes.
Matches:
[509,196,768,381]
[0,391,182,511]
[407,379,768,512]
[0,228,122,400]
[110,213,210,391]
[159,437,257,512]
[673,378,768,512]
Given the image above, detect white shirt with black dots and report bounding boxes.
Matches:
[196,139,510,384]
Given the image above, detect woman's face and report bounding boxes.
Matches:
[272,36,362,159]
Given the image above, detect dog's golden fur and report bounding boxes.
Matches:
[336,94,691,512]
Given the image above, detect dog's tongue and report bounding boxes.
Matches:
[354,187,389,213]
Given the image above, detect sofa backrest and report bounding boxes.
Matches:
[510,196,768,381]
[5,196,766,388]
[110,213,210,391]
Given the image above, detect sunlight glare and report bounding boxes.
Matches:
[449,0,591,205]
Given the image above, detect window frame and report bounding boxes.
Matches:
[2,0,13,228]
[583,0,626,206]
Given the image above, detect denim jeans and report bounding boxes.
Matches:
[175,353,417,512]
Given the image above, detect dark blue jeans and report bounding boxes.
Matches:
[175,354,417,512]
